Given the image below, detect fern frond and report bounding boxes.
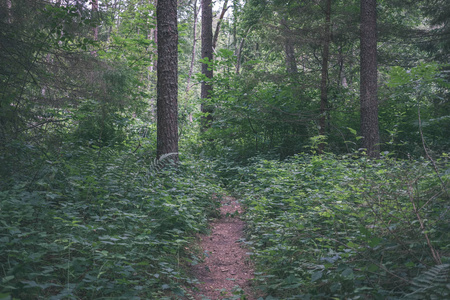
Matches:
[403,264,450,299]
[136,152,179,184]
[149,152,179,173]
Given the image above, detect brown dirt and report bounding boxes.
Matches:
[190,196,257,300]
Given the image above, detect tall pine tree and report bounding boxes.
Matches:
[360,0,380,158]
[156,0,179,161]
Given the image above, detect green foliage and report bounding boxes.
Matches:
[0,0,148,182]
[0,145,221,299]
[198,49,321,159]
[221,154,449,299]
[388,62,440,88]
[70,65,147,147]
[204,0,450,159]
[380,62,450,156]
[99,1,155,70]
[403,264,450,299]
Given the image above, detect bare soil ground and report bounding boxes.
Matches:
[190,196,257,300]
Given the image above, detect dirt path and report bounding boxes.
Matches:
[190,196,257,300]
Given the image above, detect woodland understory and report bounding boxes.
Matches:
[1,0,449,299]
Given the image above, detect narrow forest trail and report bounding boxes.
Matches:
[190,196,257,300]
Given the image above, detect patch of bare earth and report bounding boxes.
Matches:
[190,196,257,300]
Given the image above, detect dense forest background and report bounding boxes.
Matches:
[0,0,449,299]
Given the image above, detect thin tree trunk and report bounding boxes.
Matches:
[280,18,298,74]
[186,0,200,93]
[201,0,214,129]
[284,39,298,74]
[156,0,178,161]
[153,0,158,72]
[149,27,157,72]
[186,0,201,122]
[236,26,252,74]
[360,0,380,158]
[232,0,237,50]
[6,0,12,23]
[150,0,157,120]
[338,45,348,88]
[92,0,98,40]
[319,0,331,153]
[213,0,229,49]
[91,0,98,56]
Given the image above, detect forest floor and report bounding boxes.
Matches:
[190,195,257,300]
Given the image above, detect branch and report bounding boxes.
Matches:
[417,104,449,197]
[212,0,229,49]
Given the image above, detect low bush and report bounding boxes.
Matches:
[0,145,221,299]
[226,154,449,299]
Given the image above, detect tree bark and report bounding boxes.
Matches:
[201,0,214,129]
[360,0,380,158]
[156,0,178,161]
[319,0,331,153]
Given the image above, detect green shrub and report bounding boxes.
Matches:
[0,146,221,299]
[224,154,449,299]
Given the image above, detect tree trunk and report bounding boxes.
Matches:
[92,0,98,40]
[284,39,298,74]
[186,0,201,122]
[236,26,252,74]
[201,0,214,129]
[186,0,200,93]
[149,0,157,120]
[152,0,158,72]
[319,0,331,153]
[213,0,229,49]
[360,0,380,158]
[156,0,178,161]
[6,0,12,23]
[280,18,298,75]
[338,45,348,88]
[91,0,98,56]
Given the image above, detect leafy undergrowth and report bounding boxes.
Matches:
[223,154,450,299]
[0,146,221,299]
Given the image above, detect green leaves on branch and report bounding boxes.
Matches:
[388,62,441,88]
